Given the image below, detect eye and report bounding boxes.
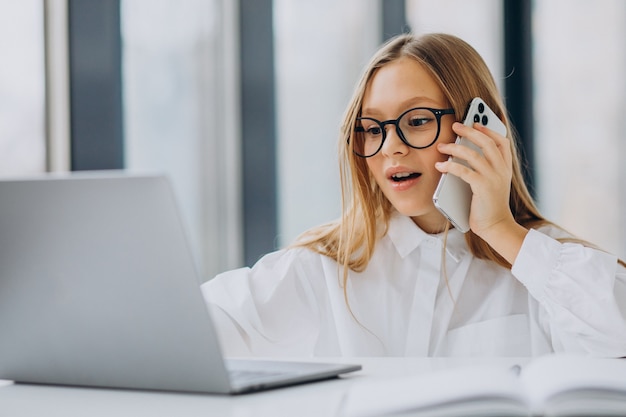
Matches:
[356,119,383,138]
[365,126,382,136]
[407,115,435,127]
[403,109,436,130]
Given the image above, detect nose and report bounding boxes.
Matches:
[380,125,409,157]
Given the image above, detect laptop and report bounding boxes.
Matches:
[0,172,361,394]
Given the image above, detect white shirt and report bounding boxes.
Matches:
[202,212,626,357]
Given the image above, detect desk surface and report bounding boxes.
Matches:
[0,357,524,417]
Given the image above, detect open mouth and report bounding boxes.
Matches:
[391,172,421,182]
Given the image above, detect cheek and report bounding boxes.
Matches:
[365,158,384,183]
[425,147,449,168]
[439,122,457,144]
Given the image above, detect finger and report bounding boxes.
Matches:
[436,139,509,198]
[435,158,480,185]
[451,123,510,173]
[437,139,497,177]
[453,121,505,146]
[473,123,513,168]
[436,141,483,170]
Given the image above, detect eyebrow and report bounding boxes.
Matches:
[361,96,447,116]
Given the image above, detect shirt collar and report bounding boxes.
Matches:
[386,211,469,262]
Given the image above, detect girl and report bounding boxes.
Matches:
[202,33,626,357]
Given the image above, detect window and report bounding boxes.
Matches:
[533,0,626,256]
[122,0,241,278]
[274,0,381,246]
[406,0,504,90]
[0,1,45,175]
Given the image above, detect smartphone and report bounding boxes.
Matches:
[432,97,507,233]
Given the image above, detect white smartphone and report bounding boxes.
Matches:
[432,97,507,233]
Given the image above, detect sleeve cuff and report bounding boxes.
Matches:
[511,228,562,302]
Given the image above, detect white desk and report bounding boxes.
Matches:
[0,357,524,417]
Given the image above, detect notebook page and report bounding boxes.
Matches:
[519,354,626,416]
[339,365,526,417]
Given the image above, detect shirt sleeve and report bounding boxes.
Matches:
[512,228,626,357]
[201,248,324,357]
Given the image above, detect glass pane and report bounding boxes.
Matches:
[533,0,626,256]
[122,0,233,278]
[406,0,504,90]
[0,1,45,175]
[274,0,381,246]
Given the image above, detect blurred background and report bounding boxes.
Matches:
[1,0,624,280]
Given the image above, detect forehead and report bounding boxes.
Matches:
[362,57,447,113]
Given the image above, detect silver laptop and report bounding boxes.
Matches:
[0,172,360,394]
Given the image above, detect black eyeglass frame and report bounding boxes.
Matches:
[351,107,456,158]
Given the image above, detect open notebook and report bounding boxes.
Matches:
[0,172,360,394]
[339,354,626,417]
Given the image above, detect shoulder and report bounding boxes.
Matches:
[205,246,332,291]
[202,246,335,314]
[254,246,329,272]
[531,222,575,240]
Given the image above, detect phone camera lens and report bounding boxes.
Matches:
[482,115,488,125]
[478,103,485,113]
[473,114,480,123]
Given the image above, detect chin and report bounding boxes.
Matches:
[392,204,429,218]
[390,197,441,219]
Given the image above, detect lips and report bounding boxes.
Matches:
[384,167,423,191]
[391,172,421,182]
[387,166,422,182]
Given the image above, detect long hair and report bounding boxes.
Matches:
[293,33,619,296]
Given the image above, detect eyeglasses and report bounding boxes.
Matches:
[351,107,455,158]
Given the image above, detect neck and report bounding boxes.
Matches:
[411,213,450,235]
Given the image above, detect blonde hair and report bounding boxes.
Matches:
[293,33,621,295]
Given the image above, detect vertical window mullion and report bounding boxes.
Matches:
[67,0,124,171]
[503,0,535,195]
[239,0,278,266]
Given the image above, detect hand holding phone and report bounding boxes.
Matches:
[432,97,507,233]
